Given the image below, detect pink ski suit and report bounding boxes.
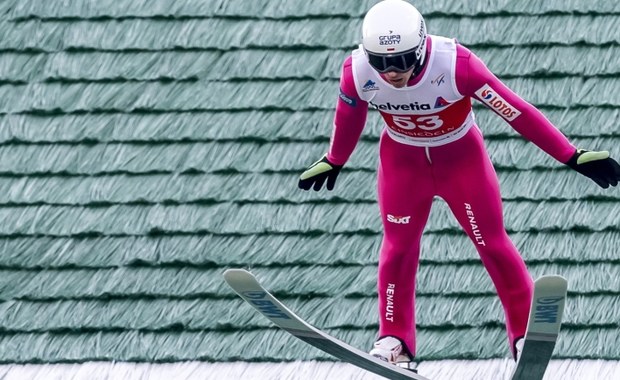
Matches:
[327,35,576,357]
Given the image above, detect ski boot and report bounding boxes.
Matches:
[369,336,418,373]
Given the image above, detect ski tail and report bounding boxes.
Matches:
[511,274,568,380]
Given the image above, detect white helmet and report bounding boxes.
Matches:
[362,0,428,74]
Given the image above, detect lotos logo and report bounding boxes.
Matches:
[387,214,411,224]
[475,84,522,121]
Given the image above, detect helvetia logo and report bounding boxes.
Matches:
[370,101,431,111]
[475,84,522,121]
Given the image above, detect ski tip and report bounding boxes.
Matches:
[535,274,568,290]
[223,268,250,276]
[224,268,251,277]
[222,269,269,302]
[223,268,252,280]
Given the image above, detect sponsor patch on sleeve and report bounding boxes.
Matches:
[474,83,522,122]
[339,89,357,106]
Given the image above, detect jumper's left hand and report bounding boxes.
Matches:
[565,149,620,188]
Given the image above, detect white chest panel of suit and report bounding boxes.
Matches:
[351,35,476,147]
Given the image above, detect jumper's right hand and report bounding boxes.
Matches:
[298,155,343,191]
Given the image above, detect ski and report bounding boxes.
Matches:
[511,275,568,380]
[223,268,430,380]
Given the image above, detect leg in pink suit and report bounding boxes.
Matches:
[376,126,533,358]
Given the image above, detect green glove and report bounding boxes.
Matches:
[298,155,343,191]
[565,149,620,188]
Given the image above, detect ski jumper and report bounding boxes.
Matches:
[328,35,576,357]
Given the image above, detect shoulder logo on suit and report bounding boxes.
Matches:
[339,89,357,106]
[474,83,522,121]
[362,79,379,92]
